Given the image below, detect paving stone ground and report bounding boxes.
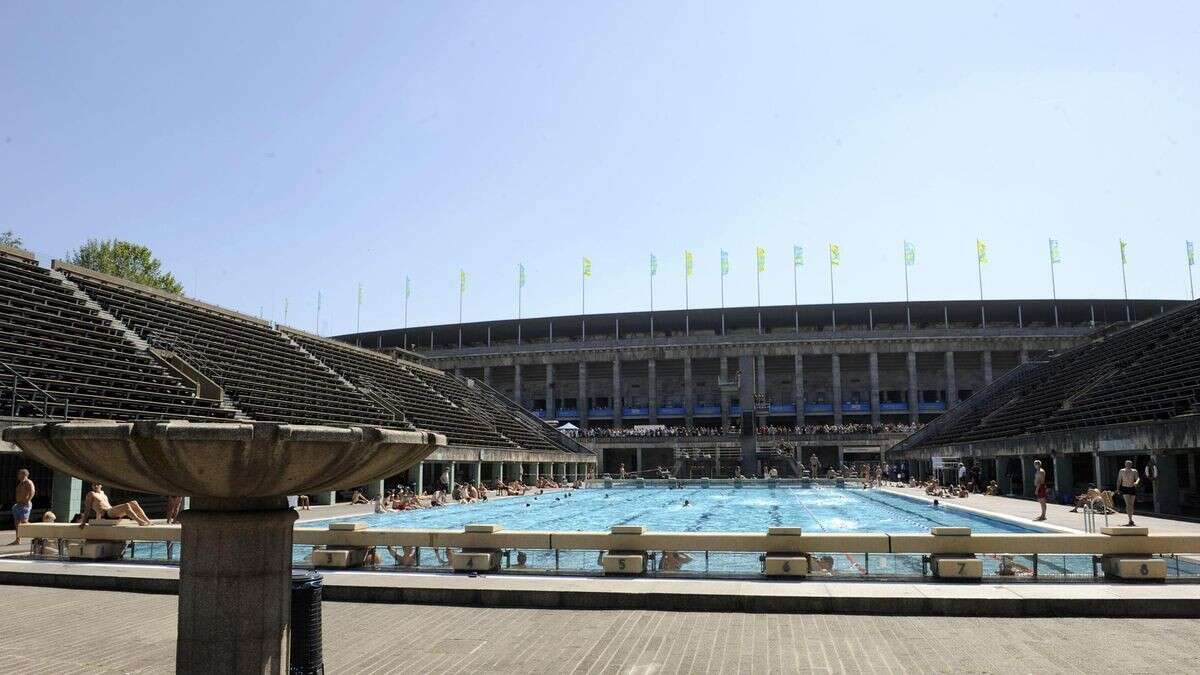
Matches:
[3,585,1200,674]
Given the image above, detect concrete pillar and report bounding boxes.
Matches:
[719,356,730,429]
[176,497,297,673]
[494,462,504,484]
[1053,453,1074,498]
[944,352,957,408]
[997,458,1012,494]
[755,354,767,425]
[1152,452,1181,515]
[578,361,589,430]
[906,352,919,423]
[837,447,845,468]
[513,363,523,408]
[1021,457,1036,498]
[648,358,658,424]
[794,352,805,428]
[474,461,483,486]
[868,352,880,426]
[410,463,424,494]
[982,350,993,385]
[448,461,456,488]
[51,471,83,521]
[683,356,694,426]
[366,480,385,499]
[1093,451,1105,489]
[636,447,644,476]
[612,358,623,428]
[544,363,556,418]
[831,353,843,425]
[531,462,539,484]
[484,366,492,386]
[312,491,336,506]
[738,355,757,478]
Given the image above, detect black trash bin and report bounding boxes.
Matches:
[290,569,324,675]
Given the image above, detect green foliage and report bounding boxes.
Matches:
[0,230,22,248]
[71,238,183,294]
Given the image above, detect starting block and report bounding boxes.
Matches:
[931,555,982,579]
[763,553,809,577]
[601,551,646,575]
[1101,556,1166,580]
[311,546,371,568]
[451,549,501,572]
[66,541,128,561]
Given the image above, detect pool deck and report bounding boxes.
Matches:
[881,485,1200,535]
[8,584,1200,674]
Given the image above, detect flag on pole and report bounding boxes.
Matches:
[518,263,526,287]
[829,243,841,266]
[404,276,411,298]
[582,257,592,277]
[903,241,916,266]
[1119,239,1128,264]
[793,245,805,266]
[459,269,467,293]
[976,239,988,264]
[720,250,730,276]
[650,253,657,276]
[1049,239,1062,264]
[1188,241,1195,266]
[755,246,766,272]
[684,250,694,277]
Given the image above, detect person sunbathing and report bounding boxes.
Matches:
[350,490,370,505]
[78,483,152,527]
[658,551,693,571]
[1069,486,1104,513]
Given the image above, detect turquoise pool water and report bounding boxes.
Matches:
[303,486,1042,534]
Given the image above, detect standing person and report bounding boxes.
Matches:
[9,469,35,545]
[165,496,183,524]
[957,463,967,487]
[1033,460,1048,521]
[440,466,451,492]
[1118,460,1141,526]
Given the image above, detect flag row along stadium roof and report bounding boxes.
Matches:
[891,297,1200,457]
[0,243,588,457]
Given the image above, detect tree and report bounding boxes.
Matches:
[0,230,21,248]
[71,238,184,294]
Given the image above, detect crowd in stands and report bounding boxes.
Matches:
[576,423,923,438]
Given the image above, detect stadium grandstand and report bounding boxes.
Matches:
[0,243,593,524]
[891,299,1200,516]
[339,296,1185,479]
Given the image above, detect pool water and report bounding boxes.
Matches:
[304,486,1043,534]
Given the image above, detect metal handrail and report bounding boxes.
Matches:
[0,361,66,419]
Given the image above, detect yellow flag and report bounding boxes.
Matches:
[829,243,841,267]
[976,239,988,264]
[582,257,592,278]
[755,246,765,272]
[684,250,694,277]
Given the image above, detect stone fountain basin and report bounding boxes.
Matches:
[2,420,445,499]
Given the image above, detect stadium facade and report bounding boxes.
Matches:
[339,297,1184,476]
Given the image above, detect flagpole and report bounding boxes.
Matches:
[1049,239,1059,327]
[977,246,986,327]
[458,271,463,348]
[649,256,655,338]
[903,244,911,330]
[684,268,690,336]
[793,256,798,333]
[517,266,523,345]
[1120,243,1130,321]
[356,282,362,333]
[719,255,725,336]
[829,252,836,329]
[315,291,321,335]
[756,262,762,334]
[1187,242,1195,300]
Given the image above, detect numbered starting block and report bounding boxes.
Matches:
[929,527,980,579]
[1101,556,1166,581]
[763,553,810,577]
[311,546,371,568]
[601,550,646,575]
[931,555,982,579]
[451,548,501,572]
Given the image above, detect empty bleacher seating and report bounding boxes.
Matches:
[58,261,397,428]
[904,300,1200,448]
[0,247,234,421]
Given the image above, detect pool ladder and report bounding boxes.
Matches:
[1081,503,1107,533]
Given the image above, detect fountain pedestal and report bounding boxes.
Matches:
[3,420,444,674]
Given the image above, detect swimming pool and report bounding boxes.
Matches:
[304,486,1043,534]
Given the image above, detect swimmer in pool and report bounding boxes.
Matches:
[682,500,691,507]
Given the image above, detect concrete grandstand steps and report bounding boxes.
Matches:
[48,269,151,351]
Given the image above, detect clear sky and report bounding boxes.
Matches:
[3,2,1198,335]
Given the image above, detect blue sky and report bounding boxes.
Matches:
[3,2,1198,335]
